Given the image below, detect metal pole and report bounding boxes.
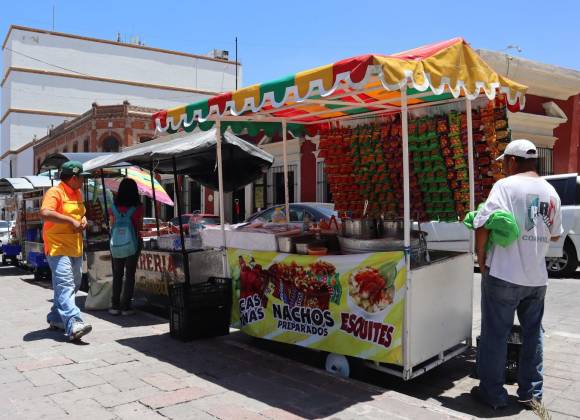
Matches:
[22,193,28,261]
[401,89,411,257]
[465,98,476,255]
[401,84,413,379]
[215,121,228,276]
[100,170,110,234]
[149,164,161,237]
[282,120,290,223]
[172,157,191,286]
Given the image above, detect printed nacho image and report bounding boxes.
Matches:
[228,248,406,365]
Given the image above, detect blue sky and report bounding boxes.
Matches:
[2,0,579,87]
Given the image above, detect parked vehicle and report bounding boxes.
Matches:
[543,173,580,277]
[0,220,11,250]
[246,203,337,226]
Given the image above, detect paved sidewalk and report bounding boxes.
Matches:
[1,266,579,419]
[0,266,466,420]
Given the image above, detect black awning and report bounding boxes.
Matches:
[83,129,274,192]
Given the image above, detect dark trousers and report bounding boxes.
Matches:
[111,252,139,310]
[477,271,546,406]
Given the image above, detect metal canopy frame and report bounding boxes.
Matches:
[202,82,477,380]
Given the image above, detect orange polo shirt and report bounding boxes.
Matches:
[41,182,85,257]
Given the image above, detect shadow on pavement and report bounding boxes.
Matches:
[23,328,91,345]
[82,299,169,329]
[117,331,385,419]
[23,327,68,343]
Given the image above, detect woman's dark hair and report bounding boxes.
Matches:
[114,178,140,207]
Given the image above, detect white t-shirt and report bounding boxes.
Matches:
[473,174,563,287]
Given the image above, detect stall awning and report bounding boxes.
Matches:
[153,38,527,134]
[22,176,54,189]
[39,153,129,171]
[0,178,34,194]
[83,129,274,192]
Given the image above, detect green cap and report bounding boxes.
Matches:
[60,161,90,177]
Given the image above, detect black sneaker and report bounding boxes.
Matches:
[470,386,507,410]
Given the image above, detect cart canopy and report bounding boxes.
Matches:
[82,129,274,192]
[0,178,35,194]
[22,176,54,189]
[152,38,527,135]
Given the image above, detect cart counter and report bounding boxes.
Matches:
[86,248,224,308]
[227,247,472,378]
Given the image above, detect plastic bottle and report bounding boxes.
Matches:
[271,207,286,224]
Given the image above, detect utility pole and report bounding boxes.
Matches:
[235,36,238,90]
[52,4,55,31]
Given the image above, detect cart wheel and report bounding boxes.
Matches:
[33,270,40,282]
[325,353,350,378]
[1,256,5,266]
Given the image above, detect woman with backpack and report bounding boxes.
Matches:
[109,178,143,315]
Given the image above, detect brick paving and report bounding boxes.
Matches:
[0,265,579,419]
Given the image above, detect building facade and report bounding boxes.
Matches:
[478,50,580,175]
[33,102,205,220]
[1,25,241,177]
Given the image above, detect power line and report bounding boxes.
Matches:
[4,47,93,78]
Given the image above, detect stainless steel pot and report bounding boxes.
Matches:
[342,218,378,239]
[381,220,404,237]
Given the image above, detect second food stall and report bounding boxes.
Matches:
[148,38,527,379]
[82,129,274,309]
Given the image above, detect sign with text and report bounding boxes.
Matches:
[228,248,406,365]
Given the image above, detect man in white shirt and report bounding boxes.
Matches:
[471,139,563,410]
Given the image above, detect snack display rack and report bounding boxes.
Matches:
[146,38,528,379]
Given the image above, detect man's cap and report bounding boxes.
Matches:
[60,161,90,177]
[496,139,538,161]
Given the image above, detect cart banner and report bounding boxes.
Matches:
[135,250,186,297]
[227,248,406,365]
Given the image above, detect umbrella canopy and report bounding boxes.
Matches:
[104,167,174,206]
[83,129,274,192]
[152,38,527,136]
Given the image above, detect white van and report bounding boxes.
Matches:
[420,173,580,277]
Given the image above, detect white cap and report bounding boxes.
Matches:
[496,139,538,161]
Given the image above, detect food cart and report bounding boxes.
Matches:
[39,152,130,292]
[0,176,55,280]
[145,37,526,380]
[82,129,274,309]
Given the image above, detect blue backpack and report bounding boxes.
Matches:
[110,204,138,258]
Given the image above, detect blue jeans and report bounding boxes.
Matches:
[478,271,546,406]
[46,255,84,336]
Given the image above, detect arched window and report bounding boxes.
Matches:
[102,136,120,152]
[83,138,89,152]
[72,142,78,153]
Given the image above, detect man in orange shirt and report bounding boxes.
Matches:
[40,161,92,341]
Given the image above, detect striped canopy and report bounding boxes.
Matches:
[153,38,527,135]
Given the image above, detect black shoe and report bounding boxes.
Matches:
[470,386,507,410]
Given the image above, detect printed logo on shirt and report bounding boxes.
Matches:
[525,194,556,231]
